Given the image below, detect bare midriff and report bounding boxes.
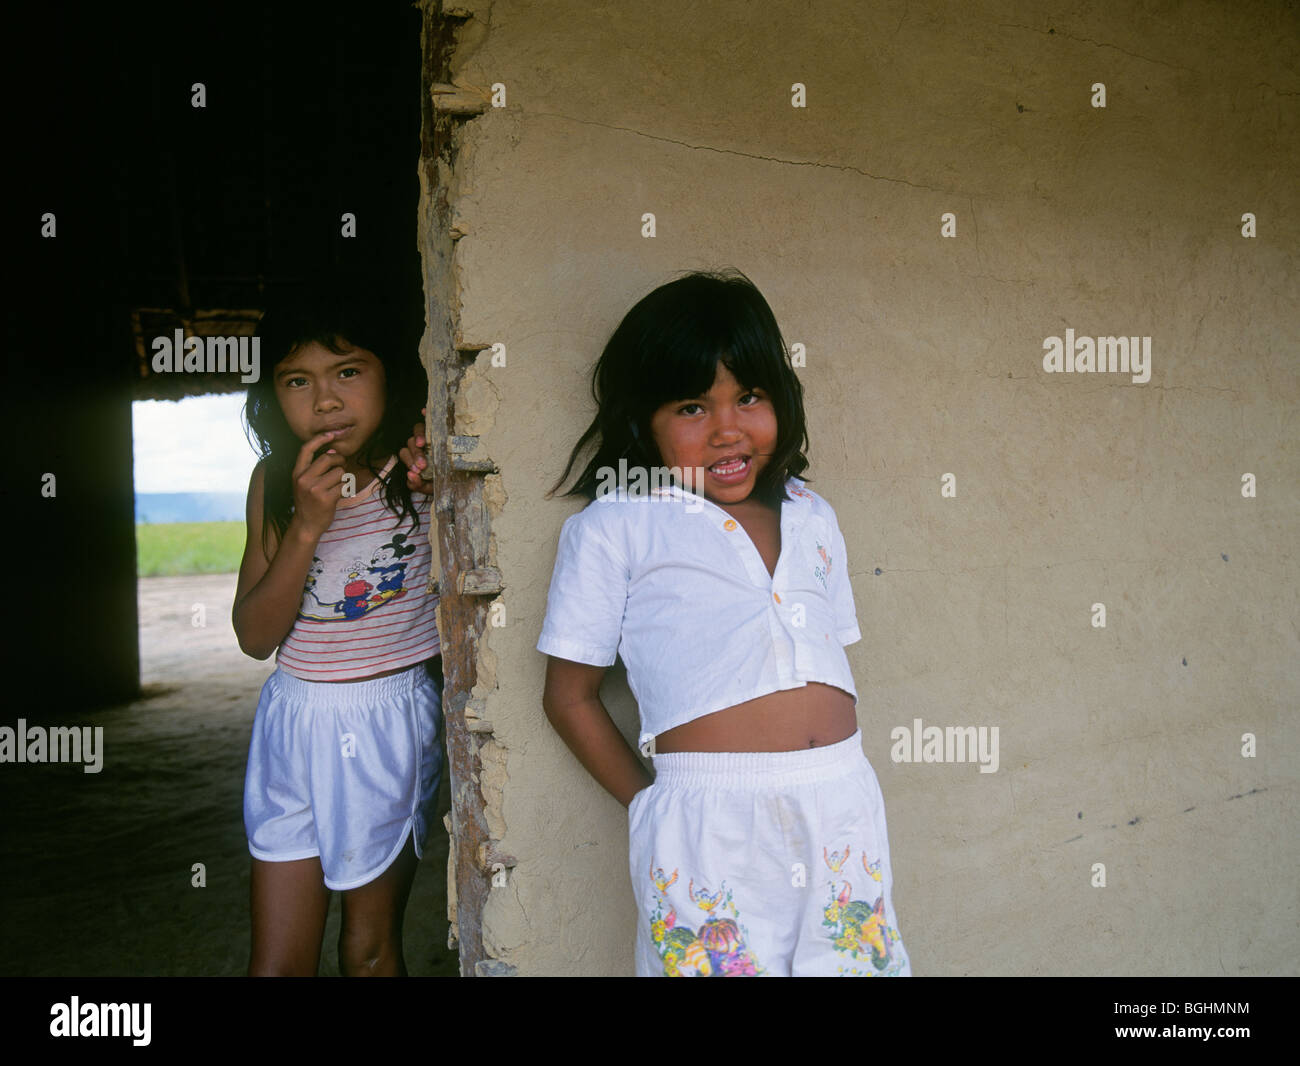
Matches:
[650,496,858,752]
[653,681,857,753]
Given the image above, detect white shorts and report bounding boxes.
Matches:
[243,662,442,890]
[628,731,911,977]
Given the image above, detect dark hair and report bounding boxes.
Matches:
[243,279,426,554]
[548,269,810,507]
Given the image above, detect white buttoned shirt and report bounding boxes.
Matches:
[536,476,862,748]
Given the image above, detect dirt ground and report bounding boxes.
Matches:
[0,574,456,977]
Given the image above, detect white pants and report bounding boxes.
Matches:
[243,662,442,890]
[628,731,911,976]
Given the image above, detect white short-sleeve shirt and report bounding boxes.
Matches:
[536,476,862,747]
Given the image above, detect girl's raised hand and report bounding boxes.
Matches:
[400,406,433,494]
[291,429,348,536]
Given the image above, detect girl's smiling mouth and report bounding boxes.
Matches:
[708,455,751,483]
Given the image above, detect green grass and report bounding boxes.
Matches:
[137,522,246,577]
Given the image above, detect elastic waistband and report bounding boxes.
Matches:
[270,661,434,710]
[651,730,869,789]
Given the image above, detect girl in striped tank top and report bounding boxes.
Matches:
[234,284,443,976]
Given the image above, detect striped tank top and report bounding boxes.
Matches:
[275,457,441,681]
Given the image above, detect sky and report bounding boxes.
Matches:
[132,394,259,494]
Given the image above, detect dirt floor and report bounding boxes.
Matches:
[0,574,456,976]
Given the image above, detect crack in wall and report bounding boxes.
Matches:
[526,109,955,194]
[995,22,1196,73]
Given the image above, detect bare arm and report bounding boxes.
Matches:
[542,656,653,808]
[231,431,346,659]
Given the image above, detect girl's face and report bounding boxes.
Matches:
[649,361,778,506]
[273,340,387,470]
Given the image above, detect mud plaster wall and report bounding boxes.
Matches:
[431,0,1299,975]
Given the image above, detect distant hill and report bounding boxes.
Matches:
[135,492,246,525]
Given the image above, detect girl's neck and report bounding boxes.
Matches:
[715,494,778,522]
[343,453,395,497]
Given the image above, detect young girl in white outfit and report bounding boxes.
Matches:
[234,284,442,976]
[538,270,911,977]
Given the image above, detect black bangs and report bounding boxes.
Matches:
[630,278,781,409]
[550,269,811,507]
[254,285,400,376]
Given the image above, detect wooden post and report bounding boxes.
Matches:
[417,1,498,976]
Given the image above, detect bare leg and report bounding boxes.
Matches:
[248,856,331,976]
[337,833,420,977]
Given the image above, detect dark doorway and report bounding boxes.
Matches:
[4,2,452,976]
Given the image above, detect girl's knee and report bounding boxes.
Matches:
[338,925,404,977]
